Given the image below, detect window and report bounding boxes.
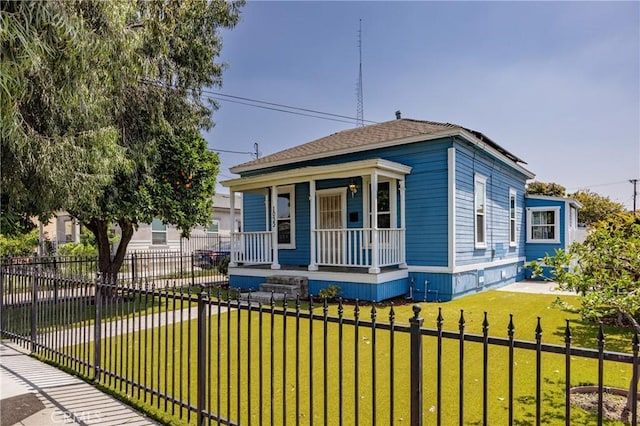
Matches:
[474,175,487,248]
[527,207,560,243]
[509,189,517,247]
[364,178,396,230]
[151,218,167,245]
[275,186,295,248]
[206,220,219,234]
[375,181,391,228]
[64,219,74,242]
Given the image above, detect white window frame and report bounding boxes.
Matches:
[509,189,517,247]
[151,218,167,245]
[275,185,296,249]
[526,207,560,244]
[206,219,220,234]
[363,177,397,229]
[474,174,487,249]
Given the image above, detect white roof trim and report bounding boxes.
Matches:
[230,128,535,179]
[221,158,413,192]
[525,194,583,209]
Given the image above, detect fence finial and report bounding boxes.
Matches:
[412,304,421,318]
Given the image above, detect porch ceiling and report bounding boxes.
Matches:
[221,158,413,192]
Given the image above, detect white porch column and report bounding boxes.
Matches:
[73,219,81,243]
[270,186,281,270]
[229,190,237,267]
[399,179,408,269]
[308,180,318,271]
[369,172,380,274]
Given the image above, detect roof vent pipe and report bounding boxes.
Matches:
[395,110,402,119]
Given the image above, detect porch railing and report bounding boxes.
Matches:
[313,228,405,268]
[231,231,273,265]
[230,229,405,269]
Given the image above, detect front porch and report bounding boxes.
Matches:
[222,158,413,275]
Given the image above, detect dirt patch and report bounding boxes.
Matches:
[571,391,638,424]
[0,393,45,425]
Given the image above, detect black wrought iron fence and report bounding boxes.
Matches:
[1,270,638,425]
[1,251,228,290]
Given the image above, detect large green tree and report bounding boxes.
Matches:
[568,189,626,226]
[1,1,131,232]
[525,181,566,197]
[531,214,640,331]
[529,213,640,409]
[1,0,243,276]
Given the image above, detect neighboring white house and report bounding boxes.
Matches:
[38,192,241,254]
[124,192,241,252]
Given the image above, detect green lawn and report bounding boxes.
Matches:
[62,290,636,425]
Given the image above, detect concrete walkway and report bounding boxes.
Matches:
[497,279,578,296]
[0,342,158,425]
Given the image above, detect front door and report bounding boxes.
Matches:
[317,190,346,265]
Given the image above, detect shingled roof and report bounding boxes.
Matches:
[230,118,525,174]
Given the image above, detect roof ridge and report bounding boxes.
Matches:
[228,117,525,173]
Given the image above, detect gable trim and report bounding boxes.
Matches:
[222,158,413,192]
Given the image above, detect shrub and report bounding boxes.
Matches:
[217,256,230,276]
[318,284,342,300]
[0,229,39,256]
[57,242,98,256]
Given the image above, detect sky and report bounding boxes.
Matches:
[204,1,640,210]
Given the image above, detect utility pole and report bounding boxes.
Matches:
[253,142,260,159]
[631,179,638,215]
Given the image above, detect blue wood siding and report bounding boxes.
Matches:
[309,278,408,302]
[243,193,266,232]
[228,275,263,291]
[452,262,523,298]
[453,140,528,267]
[408,272,453,301]
[229,273,409,302]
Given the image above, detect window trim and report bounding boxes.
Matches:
[526,206,561,244]
[509,189,517,247]
[474,174,487,249]
[206,219,220,234]
[151,218,167,245]
[363,177,397,229]
[276,185,296,249]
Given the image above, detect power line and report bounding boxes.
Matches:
[565,180,631,191]
[205,95,358,124]
[203,88,377,124]
[211,148,254,155]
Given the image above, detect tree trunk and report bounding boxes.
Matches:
[84,218,134,281]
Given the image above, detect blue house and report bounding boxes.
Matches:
[221,118,579,301]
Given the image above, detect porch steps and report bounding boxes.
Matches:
[239,275,309,304]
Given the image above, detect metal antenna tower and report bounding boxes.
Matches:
[356,19,364,127]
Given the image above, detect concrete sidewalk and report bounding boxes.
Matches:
[0,342,157,426]
[497,279,577,295]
